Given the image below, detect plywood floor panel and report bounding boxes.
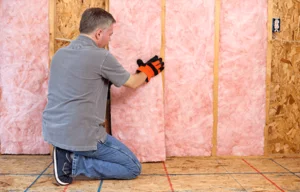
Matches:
[1,155,300,192]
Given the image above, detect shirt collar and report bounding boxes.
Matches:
[76,34,98,47]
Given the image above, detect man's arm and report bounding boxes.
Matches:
[123,72,147,89]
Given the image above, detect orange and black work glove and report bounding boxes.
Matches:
[136,56,164,82]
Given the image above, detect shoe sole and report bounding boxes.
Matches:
[53,147,70,186]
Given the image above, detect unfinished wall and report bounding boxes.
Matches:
[266,0,300,154]
[4,0,297,157]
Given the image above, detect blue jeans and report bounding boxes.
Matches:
[71,134,141,179]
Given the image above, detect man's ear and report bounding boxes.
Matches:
[95,28,103,40]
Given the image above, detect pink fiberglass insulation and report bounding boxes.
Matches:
[164,1,215,156]
[109,0,165,162]
[217,0,267,155]
[0,0,49,154]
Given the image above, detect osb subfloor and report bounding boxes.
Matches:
[0,155,300,192]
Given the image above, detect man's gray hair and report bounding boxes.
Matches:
[79,8,116,34]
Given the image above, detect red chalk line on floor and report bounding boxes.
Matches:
[242,159,285,192]
[163,162,174,192]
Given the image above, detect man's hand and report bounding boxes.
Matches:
[136,55,164,82]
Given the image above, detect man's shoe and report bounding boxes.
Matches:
[53,147,73,186]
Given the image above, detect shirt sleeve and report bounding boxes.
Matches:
[100,52,130,87]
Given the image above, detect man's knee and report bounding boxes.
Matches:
[129,162,142,179]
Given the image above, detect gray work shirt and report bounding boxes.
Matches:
[42,35,130,151]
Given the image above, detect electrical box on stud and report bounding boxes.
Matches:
[272,18,280,33]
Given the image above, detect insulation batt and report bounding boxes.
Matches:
[0,0,49,154]
[109,0,166,162]
[217,0,267,155]
[164,0,215,156]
